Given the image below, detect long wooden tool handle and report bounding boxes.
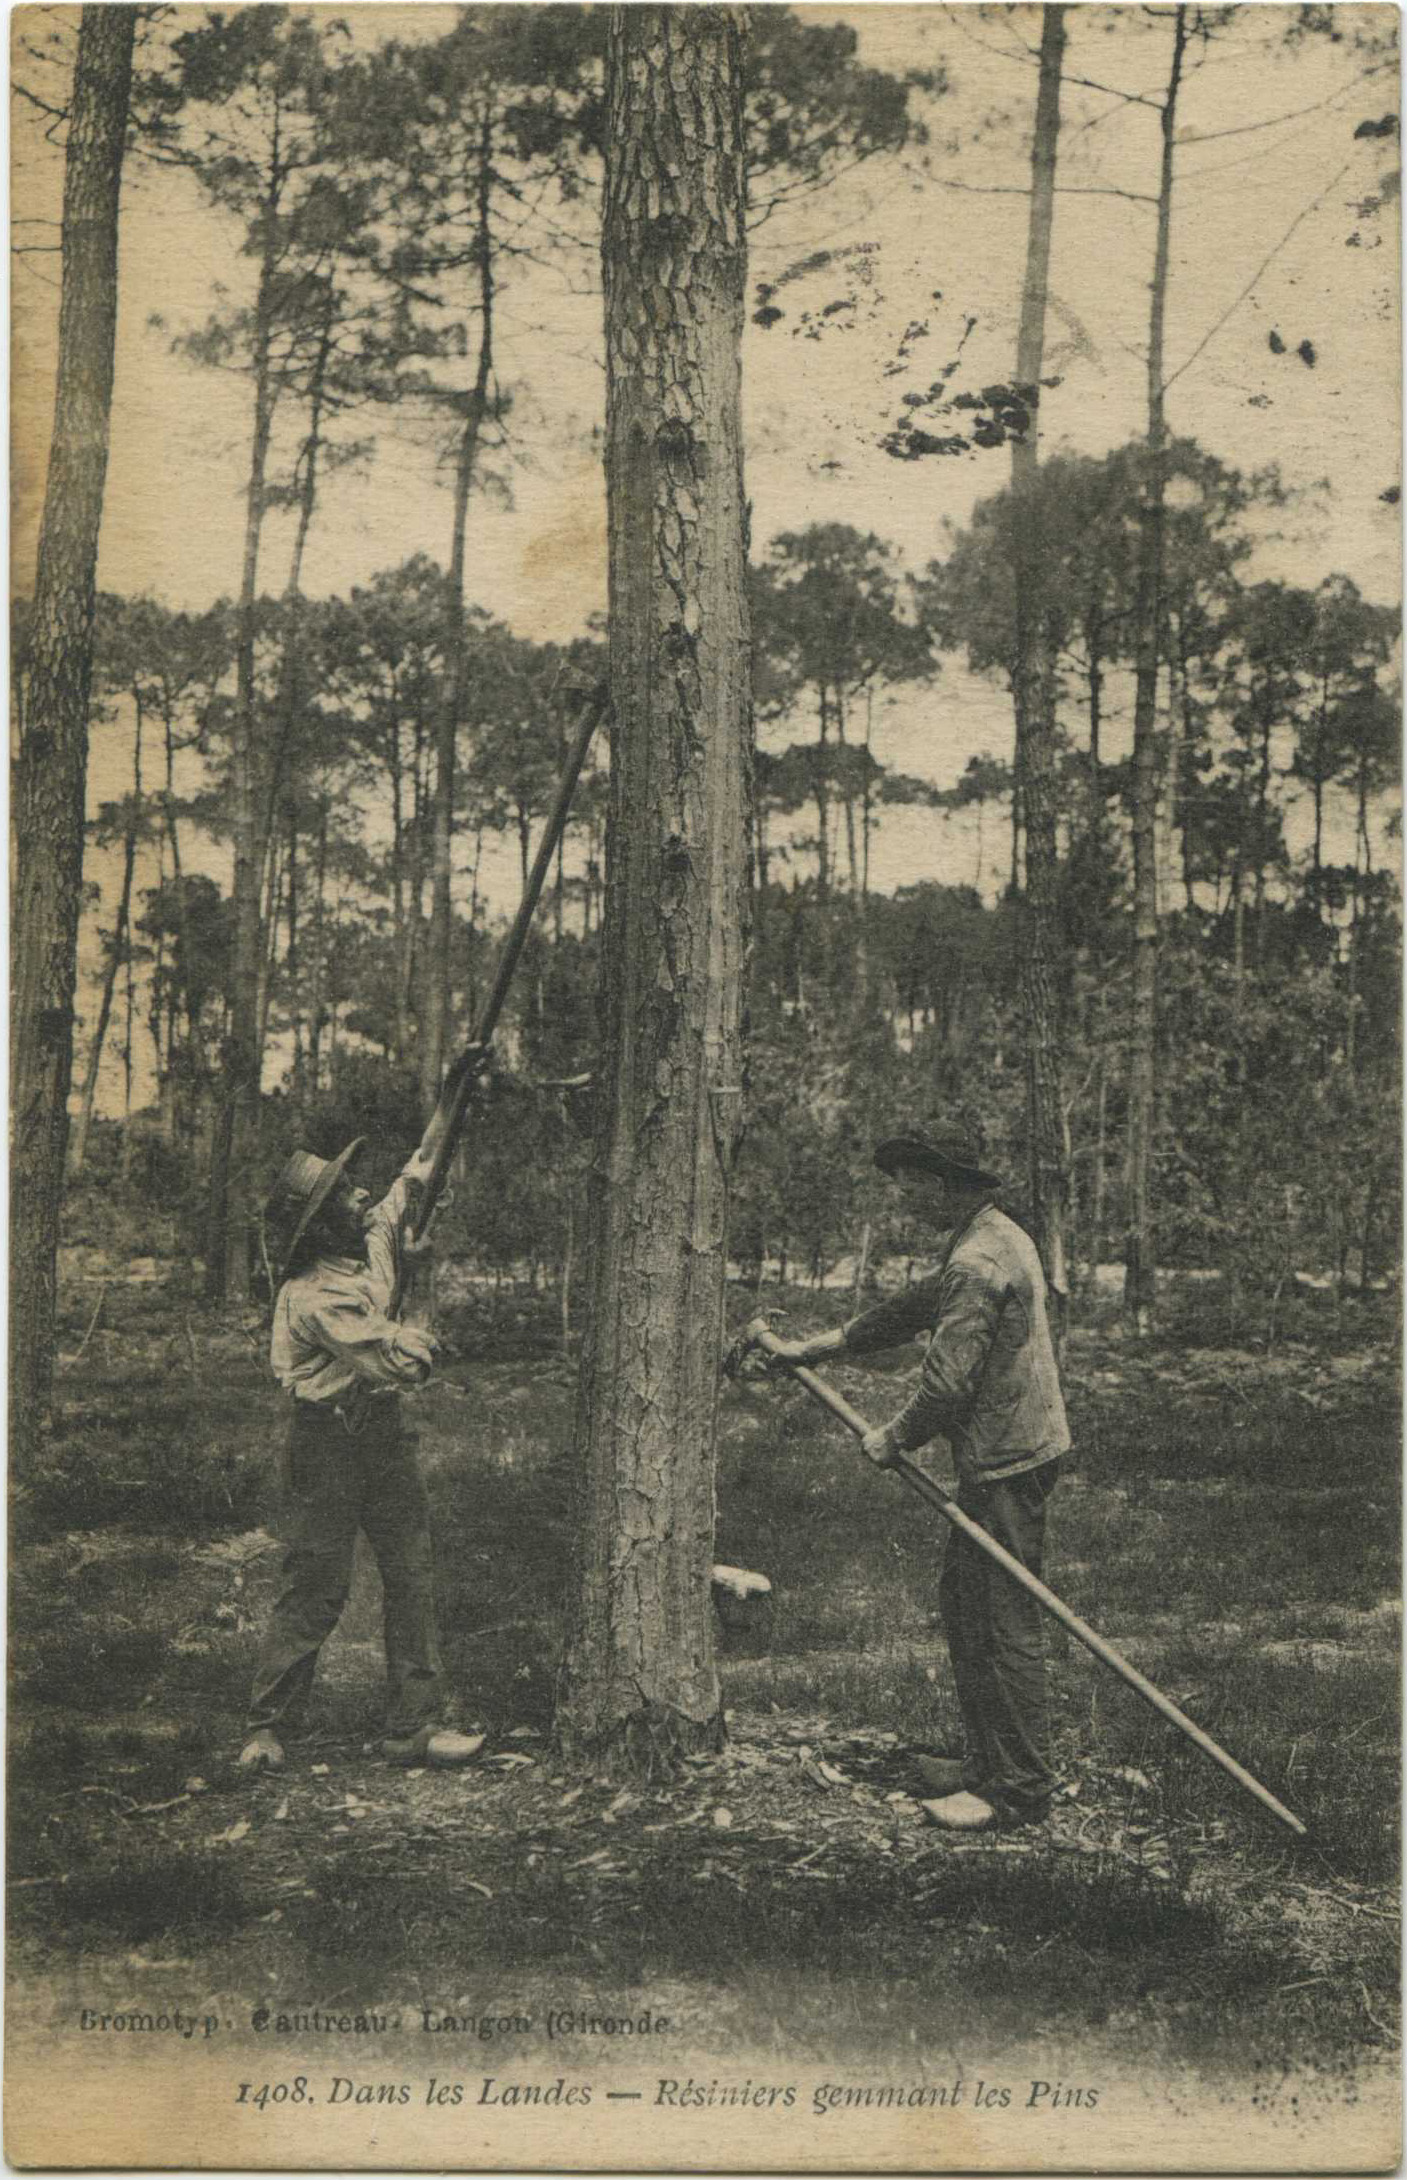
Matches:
[407,682,608,1246]
[471,681,609,1054]
[753,1327,1307,1839]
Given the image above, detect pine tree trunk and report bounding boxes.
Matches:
[423,106,495,1116]
[1252,695,1274,958]
[559,4,748,1773]
[388,686,411,1064]
[211,164,282,1304]
[1010,2,1069,1343]
[255,826,284,1055]
[837,686,859,895]
[72,698,145,1178]
[1009,758,1022,897]
[1161,623,1181,921]
[159,700,196,1129]
[561,1193,574,1355]
[1175,621,1198,911]
[1124,7,1187,1335]
[11,4,135,1454]
[1086,609,1104,832]
[851,1219,872,1310]
[1092,1047,1108,1273]
[306,802,329,1096]
[814,683,831,899]
[286,802,303,1090]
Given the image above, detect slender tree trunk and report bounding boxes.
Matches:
[119,860,137,1181]
[813,683,832,899]
[560,4,748,1772]
[404,699,427,1057]
[854,685,874,1002]
[836,685,859,895]
[554,709,568,943]
[1092,1048,1108,1274]
[861,685,874,904]
[851,1218,872,1310]
[423,105,495,1115]
[1010,2,1069,1341]
[1009,758,1022,897]
[148,826,168,1137]
[256,826,284,1055]
[1086,609,1103,823]
[386,692,411,1063]
[211,139,284,1304]
[72,698,145,1178]
[286,800,304,1091]
[1161,621,1181,922]
[1174,621,1198,912]
[11,5,135,1452]
[1252,694,1273,957]
[306,801,329,1095]
[1346,757,1373,1069]
[1356,763,1373,884]
[261,301,332,856]
[1310,671,1329,894]
[1124,6,1187,1335]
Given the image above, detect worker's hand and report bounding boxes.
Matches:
[761,1336,812,1372]
[404,1142,436,1187]
[403,1186,453,1260]
[722,1314,781,1382]
[861,1423,901,1469]
[394,1323,440,1372]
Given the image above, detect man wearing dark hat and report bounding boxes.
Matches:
[238,1125,483,1776]
[758,1131,1069,1832]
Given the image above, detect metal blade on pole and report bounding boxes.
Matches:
[748,1323,1307,1839]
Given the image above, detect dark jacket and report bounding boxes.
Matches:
[842,1202,1070,1483]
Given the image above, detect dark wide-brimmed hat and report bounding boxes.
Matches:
[873,1131,1002,1188]
[268,1136,366,1268]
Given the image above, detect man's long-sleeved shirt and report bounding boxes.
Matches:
[842,1203,1070,1483]
[271,1170,433,1406]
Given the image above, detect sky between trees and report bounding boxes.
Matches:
[11,1,1401,1109]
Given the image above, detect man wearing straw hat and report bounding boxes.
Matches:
[759,1129,1070,1833]
[238,1125,483,1776]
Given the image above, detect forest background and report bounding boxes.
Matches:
[11,0,1401,1326]
[6,6,1404,2134]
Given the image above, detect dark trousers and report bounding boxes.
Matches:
[940,1460,1059,1816]
[247,1399,444,1739]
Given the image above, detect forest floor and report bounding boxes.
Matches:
[8,1272,1400,2110]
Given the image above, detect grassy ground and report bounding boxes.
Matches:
[8,1273,1400,2083]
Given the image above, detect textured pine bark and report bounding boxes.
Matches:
[1125,7,1188,1335]
[1010,3,1069,1344]
[559,5,749,1772]
[11,4,136,1456]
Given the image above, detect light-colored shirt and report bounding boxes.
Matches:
[271,1170,434,1405]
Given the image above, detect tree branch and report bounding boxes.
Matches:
[1163,157,1354,394]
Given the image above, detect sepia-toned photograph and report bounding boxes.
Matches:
[8,1,1402,2169]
